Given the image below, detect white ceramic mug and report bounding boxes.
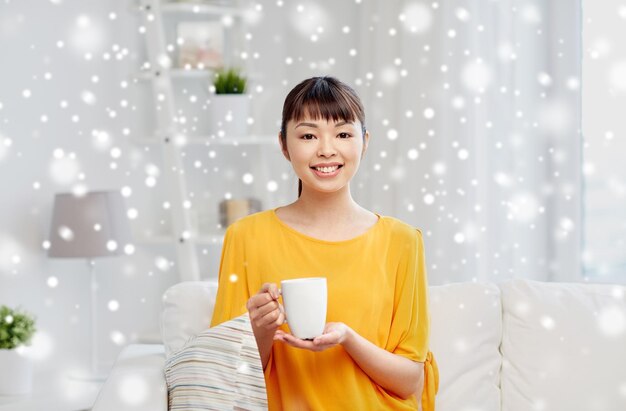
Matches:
[280,277,327,340]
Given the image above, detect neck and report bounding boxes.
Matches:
[291,185,362,224]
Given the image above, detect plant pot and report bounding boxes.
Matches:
[0,349,33,395]
[208,94,250,137]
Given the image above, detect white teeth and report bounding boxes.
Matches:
[315,166,339,173]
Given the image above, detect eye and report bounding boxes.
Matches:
[338,132,352,139]
[301,134,316,140]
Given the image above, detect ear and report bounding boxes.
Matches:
[361,130,370,158]
[279,132,291,161]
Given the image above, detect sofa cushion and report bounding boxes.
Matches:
[500,279,626,411]
[164,313,267,410]
[429,282,502,411]
[161,281,219,357]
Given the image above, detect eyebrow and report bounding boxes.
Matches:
[295,121,350,129]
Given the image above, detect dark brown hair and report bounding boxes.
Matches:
[279,76,367,197]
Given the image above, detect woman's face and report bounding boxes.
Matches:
[280,113,369,195]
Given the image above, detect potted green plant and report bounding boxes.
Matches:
[0,305,36,395]
[208,67,250,137]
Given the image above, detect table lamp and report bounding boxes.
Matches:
[47,190,132,381]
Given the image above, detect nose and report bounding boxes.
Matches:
[317,136,337,157]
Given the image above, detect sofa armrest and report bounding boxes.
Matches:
[92,344,167,411]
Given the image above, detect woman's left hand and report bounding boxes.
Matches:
[273,322,350,352]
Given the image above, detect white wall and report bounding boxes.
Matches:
[0,0,157,375]
[0,0,360,377]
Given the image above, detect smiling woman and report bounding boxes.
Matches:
[284,112,365,194]
[279,77,369,198]
[210,76,439,410]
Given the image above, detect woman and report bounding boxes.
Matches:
[211,76,438,410]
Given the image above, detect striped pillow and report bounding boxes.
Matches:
[165,314,268,410]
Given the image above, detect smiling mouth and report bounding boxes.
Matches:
[311,165,343,173]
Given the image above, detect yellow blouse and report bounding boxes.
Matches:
[211,209,439,410]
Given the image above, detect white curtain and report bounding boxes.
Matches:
[353,0,582,284]
[582,0,626,284]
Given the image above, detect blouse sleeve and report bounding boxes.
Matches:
[387,228,430,363]
[210,222,251,327]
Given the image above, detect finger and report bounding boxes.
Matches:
[323,322,340,333]
[248,301,279,328]
[273,310,286,327]
[268,283,280,300]
[282,333,317,347]
[314,331,339,345]
[281,334,311,348]
[273,332,285,342]
[290,339,325,351]
[259,283,272,293]
[248,292,276,311]
[277,333,331,351]
[260,283,280,300]
[251,299,280,319]
[256,307,282,329]
[250,299,285,324]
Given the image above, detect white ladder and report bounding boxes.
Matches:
[136,0,248,281]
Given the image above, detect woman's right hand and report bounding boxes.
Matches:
[246,283,285,335]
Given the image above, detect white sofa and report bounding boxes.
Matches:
[93,278,626,411]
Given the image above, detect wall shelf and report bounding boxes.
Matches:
[137,233,225,246]
[160,2,243,16]
[135,68,212,81]
[130,135,277,146]
[134,69,263,82]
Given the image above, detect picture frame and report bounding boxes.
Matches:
[176,21,224,70]
[170,0,232,4]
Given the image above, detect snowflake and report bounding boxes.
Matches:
[399,2,433,34]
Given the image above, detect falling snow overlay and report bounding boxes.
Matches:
[0,0,624,409]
